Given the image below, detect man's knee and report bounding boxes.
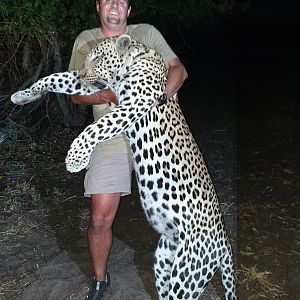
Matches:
[89,193,120,233]
[89,214,114,233]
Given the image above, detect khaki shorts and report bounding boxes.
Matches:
[84,152,133,197]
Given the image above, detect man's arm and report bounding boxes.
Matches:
[70,57,187,106]
[164,57,188,99]
[70,89,118,106]
[69,34,119,106]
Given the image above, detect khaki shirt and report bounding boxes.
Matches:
[69,23,177,154]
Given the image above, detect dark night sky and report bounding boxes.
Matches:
[171,0,300,114]
[180,1,300,103]
[232,1,300,99]
[233,1,300,48]
[185,1,300,66]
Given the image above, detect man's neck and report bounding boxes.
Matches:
[100,25,127,38]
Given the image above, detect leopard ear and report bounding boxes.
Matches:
[116,34,131,54]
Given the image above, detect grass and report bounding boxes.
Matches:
[237,194,298,299]
[220,201,234,216]
[0,171,43,244]
[238,265,287,299]
[1,216,38,241]
[1,178,40,213]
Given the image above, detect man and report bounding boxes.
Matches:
[68,0,188,299]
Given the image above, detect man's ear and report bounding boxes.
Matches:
[127,6,131,17]
[116,35,131,54]
[96,0,100,13]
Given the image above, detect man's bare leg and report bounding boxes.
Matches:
[88,193,121,281]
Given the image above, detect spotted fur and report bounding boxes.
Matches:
[11,35,237,300]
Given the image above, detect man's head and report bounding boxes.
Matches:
[96,0,131,36]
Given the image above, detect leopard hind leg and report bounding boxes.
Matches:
[154,235,178,300]
[220,242,237,300]
[167,234,222,300]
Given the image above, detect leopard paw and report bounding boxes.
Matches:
[11,89,43,105]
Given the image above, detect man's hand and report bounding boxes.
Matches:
[71,89,118,105]
[97,89,118,105]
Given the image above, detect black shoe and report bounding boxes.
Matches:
[86,273,111,300]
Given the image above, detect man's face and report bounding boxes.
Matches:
[97,0,131,27]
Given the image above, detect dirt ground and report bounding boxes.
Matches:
[1,67,236,300]
[236,86,300,298]
[1,43,299,300]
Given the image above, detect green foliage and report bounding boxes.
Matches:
[0,0,66,41]
[0,0,237,45]
[0,0,99,90]
[0,0,250,127]
[0,0,97,46]
[67,0,98,39]
[0,0,248,90]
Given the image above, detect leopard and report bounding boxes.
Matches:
[11,34,237,300]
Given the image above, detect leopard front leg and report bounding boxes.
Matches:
[65,112,126,173]
[11,71,98,105]
[65,122,99,173]
[66,97,155,173]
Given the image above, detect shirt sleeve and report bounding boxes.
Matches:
[68,38,80,71]
[68,30,100,71]
[137,24,178,66]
